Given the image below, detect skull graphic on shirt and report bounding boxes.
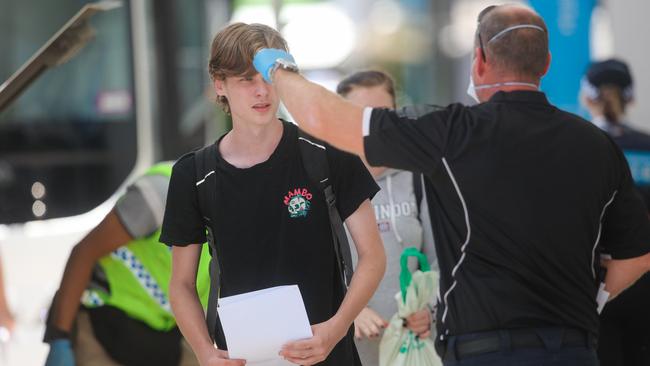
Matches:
[287,195,310,218]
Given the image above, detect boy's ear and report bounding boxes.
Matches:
[214,78,226,96]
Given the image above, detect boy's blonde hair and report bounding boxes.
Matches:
[208,23,288,113]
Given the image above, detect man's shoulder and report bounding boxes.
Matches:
[544,107,609,138]
[394,104,453,119]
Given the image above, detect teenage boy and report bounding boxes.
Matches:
[160,23,385,366]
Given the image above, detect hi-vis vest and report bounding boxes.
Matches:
[82,162,211,331]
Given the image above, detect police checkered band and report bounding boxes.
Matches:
[81,290,105,307]
[111,247,172,313]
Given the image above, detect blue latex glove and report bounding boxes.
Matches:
[45,339,75,366]
[253,48,295,83]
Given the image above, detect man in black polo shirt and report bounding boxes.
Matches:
[253,4,650,366]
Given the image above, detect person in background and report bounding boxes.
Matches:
[581,59,650,207]
[43,162,211,366]
[581,58,650,366]
[337,70,439,365]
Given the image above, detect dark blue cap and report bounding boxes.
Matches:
[583,59,634,101]
[586,59,633,89]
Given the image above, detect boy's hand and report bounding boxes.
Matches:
[280,320,346,365]
[200,349,246,366]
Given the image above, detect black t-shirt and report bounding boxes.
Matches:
[363,91,650,339]
[160,120,378,365]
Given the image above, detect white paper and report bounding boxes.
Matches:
[217,285,313,366]
[596,282,610,314]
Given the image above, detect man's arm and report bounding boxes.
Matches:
[255,49,452,174]
[274,70,367,158]
[602,252,650,300]
[281,200,385,365]
[169,245,245,366]
[49,209,131,334]
[44,210,133,366]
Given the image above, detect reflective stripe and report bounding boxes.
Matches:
[196,171,215,186]
[133,176,166,229]
[591,191,617,278]
[440,158,471,334]
[111,247,172,313]
[298,137,326,150]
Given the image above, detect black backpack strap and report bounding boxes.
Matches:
[297,131,354,288]
[413,172,423,222]
[192,144,222,342]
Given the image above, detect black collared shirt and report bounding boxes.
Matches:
[363,91,650,339]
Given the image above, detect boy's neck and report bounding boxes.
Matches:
[219,118,284,168]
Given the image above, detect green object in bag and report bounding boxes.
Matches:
[400,247,431,303]
[380,247,442,366]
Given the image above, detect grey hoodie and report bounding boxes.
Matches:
[349,169,438,365]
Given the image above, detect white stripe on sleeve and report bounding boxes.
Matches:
[362,107,373,137]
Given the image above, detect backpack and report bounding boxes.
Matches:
[412,172,424,222]
[192,130,354,341]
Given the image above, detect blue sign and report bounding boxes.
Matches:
[527,0,596,116]
[623,150,650,186]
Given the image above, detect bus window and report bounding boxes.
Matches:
[0,1,136,224]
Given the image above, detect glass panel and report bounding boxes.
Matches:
[0,0,137,224]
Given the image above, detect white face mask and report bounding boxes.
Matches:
[467,77,539,104]
[467,69,480,104]
[466,24,544,104]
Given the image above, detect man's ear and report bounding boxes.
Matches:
[475,47,487,78]
[541,52,552,77]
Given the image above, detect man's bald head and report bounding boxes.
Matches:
[475,4,549,81]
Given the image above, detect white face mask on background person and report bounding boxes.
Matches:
[466,24,545,103]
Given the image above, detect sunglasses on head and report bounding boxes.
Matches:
[476,5,498,62]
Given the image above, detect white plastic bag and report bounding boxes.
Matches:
[379,248,441,366]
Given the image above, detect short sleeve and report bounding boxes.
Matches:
[159,155,207,246]
[327,145,379,221]
[115,174,169,238]
[363,104,458,174]
[600,146,650,259]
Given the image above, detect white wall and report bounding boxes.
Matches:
[608,0,650,131]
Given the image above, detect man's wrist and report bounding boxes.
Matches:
[270,59,299,84]
[43,324,71,343]
[253,48,298,84]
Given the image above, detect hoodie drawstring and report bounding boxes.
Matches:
[386,174,404,245]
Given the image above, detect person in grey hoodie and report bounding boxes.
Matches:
[338,70,439,365]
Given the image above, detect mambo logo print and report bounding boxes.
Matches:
[284,188,313,218]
